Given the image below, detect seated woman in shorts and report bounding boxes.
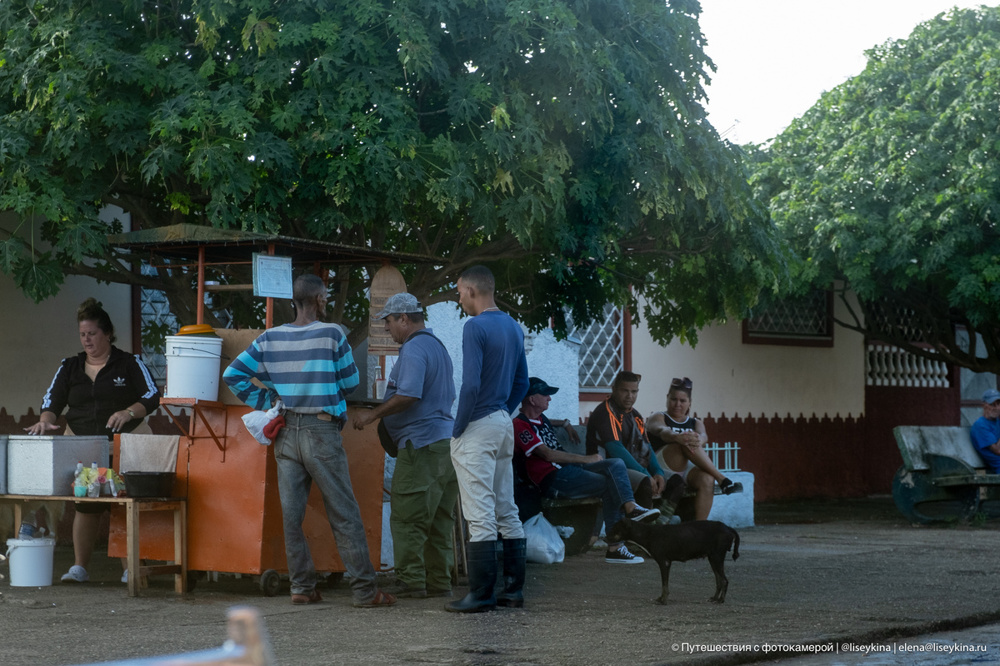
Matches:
[646,377,741,521]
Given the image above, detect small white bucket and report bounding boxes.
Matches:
[6,538,55,587]
[164,335,223,401]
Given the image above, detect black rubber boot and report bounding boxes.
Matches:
[446,540,498,613]
[496,538,526,608]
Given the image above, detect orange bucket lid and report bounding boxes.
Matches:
[176,324,217,336]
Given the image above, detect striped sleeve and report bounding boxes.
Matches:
[223,337,276,410]
[40,360,69,414]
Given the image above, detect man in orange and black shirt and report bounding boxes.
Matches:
[586,371,668,509]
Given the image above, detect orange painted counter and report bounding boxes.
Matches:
[108,399,384,589]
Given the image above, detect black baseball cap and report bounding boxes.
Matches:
[526,377,559,397]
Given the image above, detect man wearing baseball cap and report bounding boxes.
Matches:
[971,388,1000,473]
[514,377,659,568]
[354,292,458,599]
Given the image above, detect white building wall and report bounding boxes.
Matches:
[426,302,580,423]
[0,211,133,418]
[613,295,866,422]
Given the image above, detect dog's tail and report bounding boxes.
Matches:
[730,530,740,561]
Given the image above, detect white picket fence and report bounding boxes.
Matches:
[706,441,740,472]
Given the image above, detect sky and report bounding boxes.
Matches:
[698,1,990,145]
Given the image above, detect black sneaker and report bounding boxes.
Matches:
[605,544,644,564]
[719,478,743,495]
[626,505,660,522]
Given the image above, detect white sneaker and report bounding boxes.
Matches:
[605,544,644,564]
[61,565,89,583]
[121,570,129,584]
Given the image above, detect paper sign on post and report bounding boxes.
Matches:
[253,254,293,298]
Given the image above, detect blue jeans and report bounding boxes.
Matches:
[275,413,377,602]
[541,458,635,529]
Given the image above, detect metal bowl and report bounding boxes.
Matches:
[123,472,176,498]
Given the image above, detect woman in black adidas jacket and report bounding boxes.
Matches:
[25,298,160,584]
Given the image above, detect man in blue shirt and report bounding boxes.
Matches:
[353,292,458,600]
[448,265,529,613]
[224,274,394,608]
[971,388,1000,473]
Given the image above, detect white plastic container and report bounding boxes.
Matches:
[164,334,223,400]
[6,537,55,587]
[7,436,109,495]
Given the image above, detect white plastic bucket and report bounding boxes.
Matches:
[6,538,55,587]
[164,335,223,401]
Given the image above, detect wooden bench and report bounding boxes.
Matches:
[892,425,1000,524]
[539,496,601,556]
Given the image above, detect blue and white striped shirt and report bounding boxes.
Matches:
[223,321,359,421]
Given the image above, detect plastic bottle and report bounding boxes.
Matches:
[73,462,87,497]
[87,461,101,498]
[73,462,87,498]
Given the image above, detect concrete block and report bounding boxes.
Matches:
[708,471,754,528]
[7,436,109,495]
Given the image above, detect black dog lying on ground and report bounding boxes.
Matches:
[607,518,740,604]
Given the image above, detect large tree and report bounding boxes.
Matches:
[754,6,1000,373]
[0,0,780,345]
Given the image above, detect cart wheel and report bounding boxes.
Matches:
[186,571,199,592]
[260,569,281,597]
[892,466,978,524]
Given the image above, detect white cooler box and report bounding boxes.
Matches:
[7,435,110,495]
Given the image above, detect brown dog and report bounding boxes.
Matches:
[607,517,740,604]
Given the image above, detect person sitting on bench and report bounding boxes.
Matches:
[646,377,742,521]
[513,377,659,565]
[585,371,669,509]
[970,388,1000,473]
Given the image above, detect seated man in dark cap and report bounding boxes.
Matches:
[513,377,659,565]
[971,388,1000,473]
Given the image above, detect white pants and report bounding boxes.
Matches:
[451,410,524,542]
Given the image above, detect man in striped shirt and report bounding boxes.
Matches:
[224,274,394,608]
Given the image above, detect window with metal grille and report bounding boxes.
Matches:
[742,290,833,347]
[569,304,624,390]
[140,274,177,385]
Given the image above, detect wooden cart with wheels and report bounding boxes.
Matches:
[259,569,281,597]
[107,400,384,597]
[892,426,1000,524]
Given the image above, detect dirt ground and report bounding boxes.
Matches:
[3,497,1000,666]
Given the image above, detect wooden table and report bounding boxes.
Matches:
[2,494,187,597]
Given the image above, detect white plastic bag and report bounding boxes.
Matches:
[241,400,284,445]
[524,513,565,564]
